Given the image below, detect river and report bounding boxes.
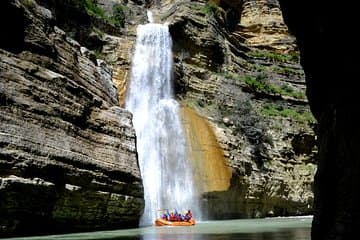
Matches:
[4,216,312,240]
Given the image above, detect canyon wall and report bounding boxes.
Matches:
[279,1,359,239]
[158,0,316,219]
[0,0,144,236]
[0,0,320,236]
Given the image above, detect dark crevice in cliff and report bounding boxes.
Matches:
[0,1,26,53]
[0,0,57,57]
[278,0,360,239]
[50,0,106,48]
[219,1,241,32]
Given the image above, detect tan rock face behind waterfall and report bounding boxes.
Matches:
[107,0,316,221]
[181,106,232,194]
[104,25,139,107]
[163,0,316,219]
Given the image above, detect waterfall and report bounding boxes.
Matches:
[125,23,199,226]
[147,10,154,23]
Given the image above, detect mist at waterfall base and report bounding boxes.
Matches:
[125,23,200,226]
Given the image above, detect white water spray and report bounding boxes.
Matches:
[146,10,154,23]
[125,21,199,226]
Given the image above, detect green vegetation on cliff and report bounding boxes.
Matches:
[249,50,300,63]
[260,104,315,124]
[111,4,126,28]
[83,0,105,17]
[201,1,220,15]
[222,73,306,100]
[75,0,126,27]
[21,0,35,8]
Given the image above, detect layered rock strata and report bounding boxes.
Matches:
[0,0,321,236]
[236,0,297,52]
[156,0,316,219]
[0,0,143,236]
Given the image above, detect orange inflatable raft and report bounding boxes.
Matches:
[154,218,196,226]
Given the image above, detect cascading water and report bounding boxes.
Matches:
[125,19,199,226]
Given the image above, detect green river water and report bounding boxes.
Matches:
[4,216,312,240]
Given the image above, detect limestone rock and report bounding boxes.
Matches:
[0,0,319,235]
[0,0,143,237]
[158,0,316,219]
[238,0,297,52]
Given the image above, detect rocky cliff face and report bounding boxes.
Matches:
[236,0,296,52]
[279,1,359,239]
[156,0,316,219]
[0,0,143,236]
[0,0,319,236]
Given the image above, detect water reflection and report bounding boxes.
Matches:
[107,229,310,240]
[138,228,310,240]
[4,217,312,240]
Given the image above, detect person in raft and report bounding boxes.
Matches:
[161,209,192,222]
[184,209,192,221]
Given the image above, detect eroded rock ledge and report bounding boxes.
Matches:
[0,0,143,236]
